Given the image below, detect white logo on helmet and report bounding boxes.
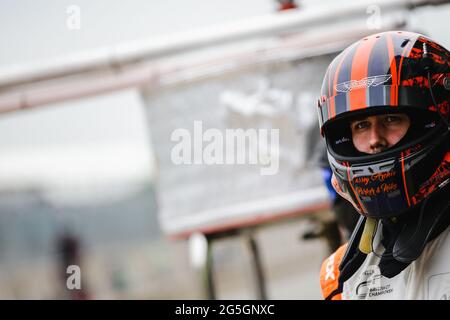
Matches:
[335,75,392,93]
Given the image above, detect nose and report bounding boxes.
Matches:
[368,123,387,153]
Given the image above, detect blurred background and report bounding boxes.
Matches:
[0,0,449,299]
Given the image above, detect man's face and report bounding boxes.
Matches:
[350,113,411,154]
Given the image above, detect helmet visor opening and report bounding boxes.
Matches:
[324,107,443,160]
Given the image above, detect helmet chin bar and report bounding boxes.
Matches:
[328,131,449,219]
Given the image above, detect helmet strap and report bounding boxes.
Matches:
[358,217,378,254]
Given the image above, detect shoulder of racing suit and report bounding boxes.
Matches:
[320,243,348,300]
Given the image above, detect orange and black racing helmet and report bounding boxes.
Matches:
[317,31,450,219]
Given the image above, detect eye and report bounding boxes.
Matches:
[352,120,370,131]
[384,115,403,124]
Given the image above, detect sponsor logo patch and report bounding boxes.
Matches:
[354,265,394,299]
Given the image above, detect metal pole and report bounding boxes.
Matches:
[245,231,267,300]
[188,232,216,299]
[204,236,216,300]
